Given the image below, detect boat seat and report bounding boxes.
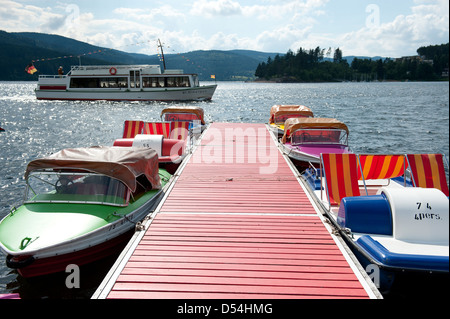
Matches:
[379,187,449,244]
[357,154,407,186]
[406,154,449,196]
[337,194,392,235]
[170,121,192,140]
[143,122,171,138]
[320,153,363,207]
[122,120,144,138]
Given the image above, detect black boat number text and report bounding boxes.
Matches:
[414,202,441,221]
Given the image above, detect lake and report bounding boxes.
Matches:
[0,80,448,298]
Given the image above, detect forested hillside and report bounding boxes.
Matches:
[0,31,277,81]
[1,31,447,82]
[255,44,449,82]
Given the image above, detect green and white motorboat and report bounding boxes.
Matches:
[0,146,172,278]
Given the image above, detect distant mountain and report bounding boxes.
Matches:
[0,31,283,81]
[0,31,127,81]
[0,30,392,81]
[323,56,388,64]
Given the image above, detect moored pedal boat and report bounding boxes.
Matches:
[0,146,172,278]
[115,118,194,174]
[161,106,207,133]
[301,153,449,292]
[268,104,314,136]
[280,117,351,170]
[114,134,187,175]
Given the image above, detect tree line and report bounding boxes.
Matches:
[255,43,449,82]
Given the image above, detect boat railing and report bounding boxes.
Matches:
[38,75,68,79]
[70,65,158,72]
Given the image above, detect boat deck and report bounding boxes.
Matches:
[93,123,380,299]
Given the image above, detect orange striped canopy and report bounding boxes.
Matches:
[358,155,407,180]
[407,154,449,196]
[143,122,171,138]
[321,153,361,206]
[122,120,144,138]
[170,121,191,140]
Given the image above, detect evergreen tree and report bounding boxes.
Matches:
[333,48,343,63]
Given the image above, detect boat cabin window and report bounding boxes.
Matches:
[193,75,200,87]
[275,114,309,124]
[25,172,129,206]
[130,70,141,88]
[291,129,348,145]
[142,76,190,88]
[70,77,128,89]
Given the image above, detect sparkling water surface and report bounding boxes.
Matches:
[0,81,448,298]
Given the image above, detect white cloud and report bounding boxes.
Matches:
[190,0,243,17]
[0,0,447,57]
[0,0,61,32]
[113,6,186,21]
[323,0,449,57]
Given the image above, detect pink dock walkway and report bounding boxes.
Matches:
[93,123,380,299]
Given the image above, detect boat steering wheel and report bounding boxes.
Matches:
[300,132,311,142]
[55,176,74,193]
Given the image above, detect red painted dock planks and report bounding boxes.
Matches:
[104,123,373,299]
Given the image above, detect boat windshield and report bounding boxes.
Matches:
[162,112,200,122]
[291,129,348,146]
[25,171,129,206]
[275,114,309,124]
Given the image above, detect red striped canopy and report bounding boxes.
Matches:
[122,120,144,138]
[358,155,407,180]
[143,122,171,138]
[407,154,449,196]
[321,153,361,206]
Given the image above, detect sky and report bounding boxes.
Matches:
[0,0,448,58]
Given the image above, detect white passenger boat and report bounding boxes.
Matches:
[35,64,217,101]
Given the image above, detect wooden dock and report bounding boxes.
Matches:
[93,123,381,299]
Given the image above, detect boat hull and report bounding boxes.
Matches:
[35,85,217,102]
[7,229,133,278]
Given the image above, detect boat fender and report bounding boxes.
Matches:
[6,255,35,269]
[109,67,117,75]
[378,187,449,244]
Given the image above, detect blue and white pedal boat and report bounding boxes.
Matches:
[301,153,449,292]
